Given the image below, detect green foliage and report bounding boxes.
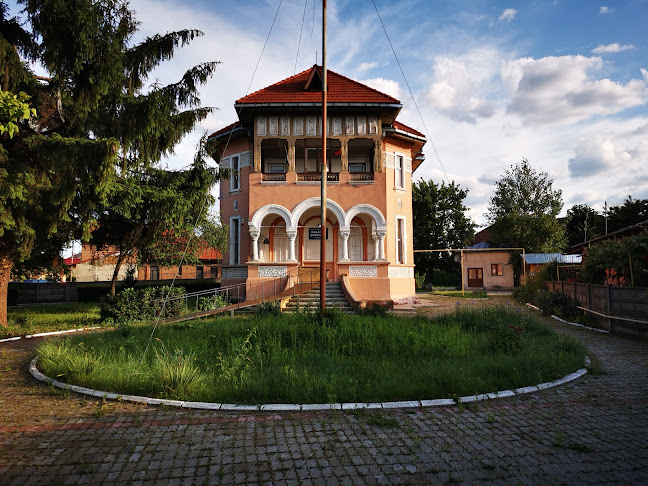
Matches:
[0,0,219,325]
[607,196,648,234]
[197,294,227,312]
[579,230,648,286]
[512,261,557,303]
[357,301,392,317]
[533,290,580,319]
[412,179,474,284]
[0,90,35,137]
[99,285,186,324]
[256,300,281,317]
[565,204,605,248]
[36,307,586,404]
[487,159,565,281]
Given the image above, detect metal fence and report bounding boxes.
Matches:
[546,281,648,336]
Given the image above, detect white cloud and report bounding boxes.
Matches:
[357,62,378,73]
[498,8,518,23]
[600,6,609,14]
[422,50,500,124]
[361,77,405,102]
[503,55,648,125]
[592,43,635,54]
[568,136,632,178]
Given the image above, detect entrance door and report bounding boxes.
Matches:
[468,268,483,288]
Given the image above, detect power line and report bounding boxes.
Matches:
[582,152,648,191]
[370,0,450,184]
[294,0,309,74]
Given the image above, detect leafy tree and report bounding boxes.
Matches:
[607,196,648,233]
[564,204,604,248]
[486,159,566,281]
[90,163,217,295]
[0,0,218,325]
[580,230,648,287]
[412,179,475,285]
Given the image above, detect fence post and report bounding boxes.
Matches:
[606,284,615,333]
[586,283,591,313]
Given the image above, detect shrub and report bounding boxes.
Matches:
[256,300,281,317]
[198,294,227,312]
[533,290,580,319]
[100,285,186,324]
[357,300,393,317]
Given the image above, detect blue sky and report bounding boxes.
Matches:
[7,0,648,227]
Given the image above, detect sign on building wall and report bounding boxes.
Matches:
[308,227,329,240]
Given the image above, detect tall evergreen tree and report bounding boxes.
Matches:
[0,0,219,325]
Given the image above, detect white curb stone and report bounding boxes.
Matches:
[420,398,455,407]
[382,401,420,409]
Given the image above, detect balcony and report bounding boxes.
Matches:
[262,173,286,182]
[349,172,374,182]
[297,173,339,182]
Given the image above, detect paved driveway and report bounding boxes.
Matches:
[1,310,647,485]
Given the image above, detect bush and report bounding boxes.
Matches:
[100,285,186,324]
[256,300,281,317]
[357,300,393,317]
[533,290,580,319]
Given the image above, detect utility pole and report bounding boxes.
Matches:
[604,201,608,235]
[320,0,327,313]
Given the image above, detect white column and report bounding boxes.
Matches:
[287,230,298,262]
[377,230,386,261]
[372,234,379,261]
[250,229,260,262]
[339,229,350,261]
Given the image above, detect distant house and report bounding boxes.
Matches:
[69,243,221,282]
[522,253,582,282]
[459,226,515,291]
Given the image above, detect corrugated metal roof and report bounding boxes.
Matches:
[524,253,582,264]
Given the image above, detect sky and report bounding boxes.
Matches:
[7,0,648,228]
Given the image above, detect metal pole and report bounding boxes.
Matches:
[320,0,327,313]
[460,249,465,297]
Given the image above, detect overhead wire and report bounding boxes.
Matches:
[295,0,309,74]
[370,0,450,185]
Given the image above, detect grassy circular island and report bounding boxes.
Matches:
[36,305,586,405]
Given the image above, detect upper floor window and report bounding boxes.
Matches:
[230,155,240,192]
[395,154,405,189]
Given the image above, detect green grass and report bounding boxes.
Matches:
[36,306,586,404]
[3,303,101,338]
[430,290,488,299]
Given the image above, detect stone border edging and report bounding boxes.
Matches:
[29,356,588,412]
[0,327,103,344]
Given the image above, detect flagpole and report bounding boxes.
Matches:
[320,0,327,313]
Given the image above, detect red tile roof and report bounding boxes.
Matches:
[199,248,222,260]
[209,121,242,139]
[236,65,401,105]
[392,120,425,138]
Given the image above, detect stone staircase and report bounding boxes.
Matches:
[283,281,355,314]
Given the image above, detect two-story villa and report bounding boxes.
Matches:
[210,65,425,304]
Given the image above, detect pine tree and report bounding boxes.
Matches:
[0,0,219,324]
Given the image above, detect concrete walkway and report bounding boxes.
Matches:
[1,314,647,485]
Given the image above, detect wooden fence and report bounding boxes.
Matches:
[546,281,648,336]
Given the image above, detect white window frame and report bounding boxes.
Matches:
[395,216,406,264]
[395,153,405,189]
[229,216,241,265]
[229,155,240,192]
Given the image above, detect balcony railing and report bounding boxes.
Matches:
[349,172,374,182]
[297,172,339,182]
[262,173,286,182]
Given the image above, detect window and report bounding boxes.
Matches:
[230,155,240,192]
[230,217,241,265]
[395,154,405,188]
[150,266,159,280]
[349,227,363,261]
[349,163,365,173]
[196,266,204,279]
[396,217,406,264]
[178,265,183,276]
[210,266,219,279]
[491,264,503,276]
[269,164,286,173]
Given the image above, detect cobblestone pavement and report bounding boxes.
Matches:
[1,311,647,485]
